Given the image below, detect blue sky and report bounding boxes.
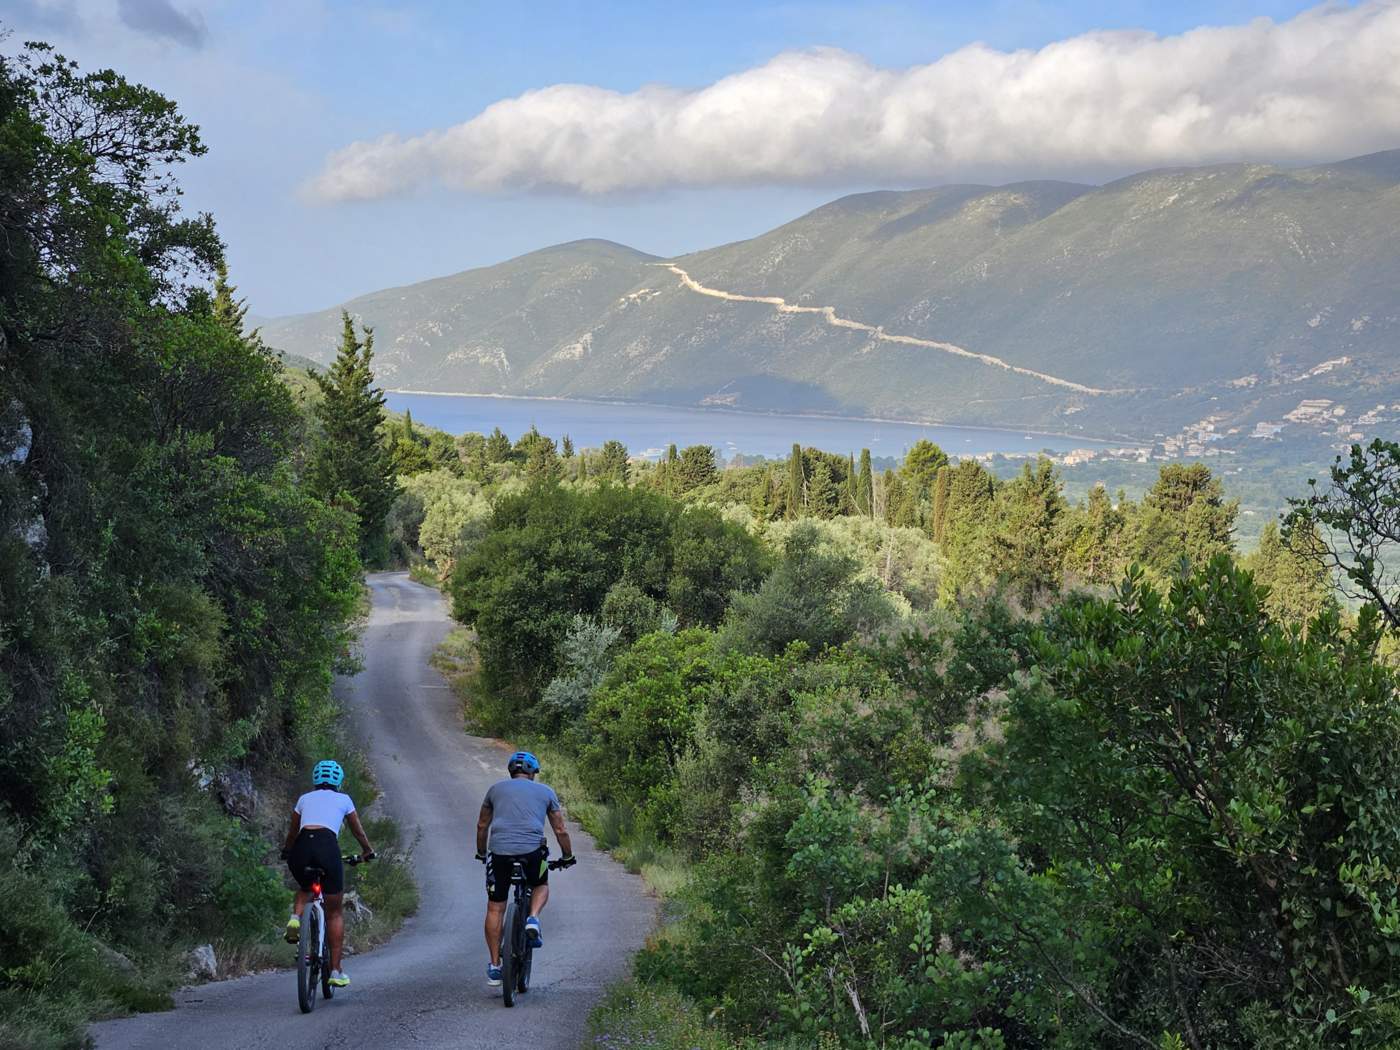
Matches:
[0,0,1384,316]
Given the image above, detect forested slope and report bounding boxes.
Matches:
[0,47,375,1048]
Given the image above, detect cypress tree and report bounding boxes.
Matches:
[858,449,874,517]
[577,452,589,481]
[787,443,805,519]
[212,260,250,337]
[562,434,575,459]
[930,464,952,543]
[308,312,398,560]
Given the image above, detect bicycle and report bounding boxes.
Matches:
[295,854,371,1014]
[499,857,569,1008]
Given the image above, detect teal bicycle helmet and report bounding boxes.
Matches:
[507,751,540,775]
[311,759,344,788]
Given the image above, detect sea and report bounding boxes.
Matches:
[383,392,1110,462]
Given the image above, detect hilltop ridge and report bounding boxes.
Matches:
[259,150,1400,443]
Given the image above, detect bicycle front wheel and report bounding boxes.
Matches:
[297,906,319,1014]
[518,941,533,994]
[500,899,518,1008]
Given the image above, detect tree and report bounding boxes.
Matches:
[307,313,399,560]
[939,459,997,601]
[667,508,769,626]
[930,465,952,542]
[786,443,805,520]
[1062,483,1125,585]
[485,426,514,463]
[992,457,1065,603]
[561,434,575,459]
[1286,439,1400,631]
[457,432,489,479]
[1128,463,1237,577]
[524,434,562,483]
[720,523,897,656]
[388,408,433,476]
[857,449,874,517]
[1249,520,1334,627]
[450,485,680,699]
[806,459,840,519]
[595,439,629,483]
[675,444,718,493]
[900,440,949,513]
[212,260,257,343]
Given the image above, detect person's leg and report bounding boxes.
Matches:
[484,901,507,965]
[325,894,345,971]
[528,883,549,918]
[291,889,308,917]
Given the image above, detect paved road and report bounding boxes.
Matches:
[94,572,654,1050]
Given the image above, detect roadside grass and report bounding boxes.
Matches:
[586,980,750,1050]
[407,559,439,588]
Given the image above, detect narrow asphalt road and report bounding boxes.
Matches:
[93,572,655,1049]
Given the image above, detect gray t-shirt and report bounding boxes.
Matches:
[484,777,561,855]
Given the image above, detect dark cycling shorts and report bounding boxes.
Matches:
[485,846,548,903]
[287,828,344,894]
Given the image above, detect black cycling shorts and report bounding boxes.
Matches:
[287,828,344,895]
[485,846,548,902]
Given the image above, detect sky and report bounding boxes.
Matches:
[1,0,1395,316]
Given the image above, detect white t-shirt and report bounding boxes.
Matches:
[295,789,356,833]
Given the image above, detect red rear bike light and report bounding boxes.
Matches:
[312,882,321,894]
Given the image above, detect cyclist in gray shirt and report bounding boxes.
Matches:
[474,751,576,986]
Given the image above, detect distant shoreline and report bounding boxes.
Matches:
[382,388,1134,448]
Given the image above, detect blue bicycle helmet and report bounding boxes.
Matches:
[311,759,345,788]
[507,751,540,775]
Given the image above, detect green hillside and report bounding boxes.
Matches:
[259,152,1400,441]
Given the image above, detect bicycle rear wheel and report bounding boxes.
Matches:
[321,930,334,1000]
[297,906,319,1014]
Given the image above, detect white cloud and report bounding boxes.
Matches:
[309,1,1400,201]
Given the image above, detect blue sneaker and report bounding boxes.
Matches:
[525,917,543,948]
[486,962,503,987]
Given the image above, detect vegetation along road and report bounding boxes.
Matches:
[92,573,655,1049]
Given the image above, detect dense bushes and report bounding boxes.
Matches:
[597,559,1399,1047]
[449,483,766,707]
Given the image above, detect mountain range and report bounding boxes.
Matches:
[258,150,1400,443]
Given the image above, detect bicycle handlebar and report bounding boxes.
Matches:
[344,852,376,866]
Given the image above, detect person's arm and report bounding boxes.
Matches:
[549,807,574,862]
[282,809,302,855]
[475,800,492,860]
[345,810,375,861]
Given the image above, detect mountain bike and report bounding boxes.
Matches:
[500,857,569,1007]
[295,854,370,1014]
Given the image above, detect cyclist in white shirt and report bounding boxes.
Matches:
[281,759,375,987]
